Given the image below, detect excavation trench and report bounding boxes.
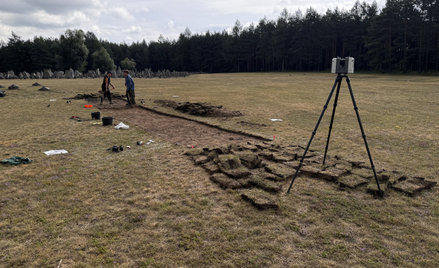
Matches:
[85,96,436,206]
[89,97,270,148]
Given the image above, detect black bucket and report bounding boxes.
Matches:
[91,112,100,120]
[102,117,113,126]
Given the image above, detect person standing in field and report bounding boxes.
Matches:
[123,70,136,105]
[101,71,115,105]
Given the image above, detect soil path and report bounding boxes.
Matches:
[93,99,269,148]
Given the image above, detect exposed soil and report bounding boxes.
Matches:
[154,99,243,117]
[67,92,126,100]
[82,94,436,208]
[88,97,269,148]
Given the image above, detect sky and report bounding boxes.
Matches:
[0,0,386,45]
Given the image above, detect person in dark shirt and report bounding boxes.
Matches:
[101,71,115,104]
[123,70,136,105]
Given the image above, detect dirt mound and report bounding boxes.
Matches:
[8,84,19,90]
[154,99,179,109]
[66,92,126,100]
[154,100,242,117]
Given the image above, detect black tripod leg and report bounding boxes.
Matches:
[323,77,342,165]
[287,75,342,194]
[345,76,383,198]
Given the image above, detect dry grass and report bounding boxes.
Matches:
[0,73,438,267]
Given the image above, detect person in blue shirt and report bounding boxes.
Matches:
[123,70,136,105]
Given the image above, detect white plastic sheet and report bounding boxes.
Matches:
[44,149,68,156]
[114,122,129,129]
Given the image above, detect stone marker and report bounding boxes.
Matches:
[19,72,30,79]
[7,70,15,79]
[39,86,50,91]
[66,68,75,79]
[43,69,53,79]
[116,66,123,77]
[54,71,64,79]
[74,70,82,78]
[8,84,19,89]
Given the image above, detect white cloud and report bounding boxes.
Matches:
[108,7,134,21]
[0,0,388,44]
[66,11,91,26]
[91,25,101,35]
[122,26,142,34]
[135,7,150,13]
[33,10,65,26]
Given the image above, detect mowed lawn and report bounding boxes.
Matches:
[0,72,438,267]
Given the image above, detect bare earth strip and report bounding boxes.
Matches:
[94,98,269,148]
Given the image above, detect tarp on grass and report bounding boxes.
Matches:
[1,156,32,165]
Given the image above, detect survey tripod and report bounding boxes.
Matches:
[286,74,383,198]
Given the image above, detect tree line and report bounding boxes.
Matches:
[1,0,439,75]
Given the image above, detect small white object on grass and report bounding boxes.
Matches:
[270,119,283,122]
[114,122,129,129]
[44,150,68,156]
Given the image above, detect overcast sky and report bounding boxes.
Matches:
[0,0,385,44]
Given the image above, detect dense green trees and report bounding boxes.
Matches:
[1,0,439,74]
[84,31,103,71]
[91,47,116,71]
[120,57,136,70]
[55,29,89,71]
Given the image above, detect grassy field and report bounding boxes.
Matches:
[0,73,438,267]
